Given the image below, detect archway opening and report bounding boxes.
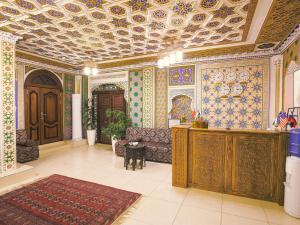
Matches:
[24,69,63,145]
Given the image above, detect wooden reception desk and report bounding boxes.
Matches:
[172,125,289,205]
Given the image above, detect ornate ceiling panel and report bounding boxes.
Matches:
[0,0,255,64]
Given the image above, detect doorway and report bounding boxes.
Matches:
[92,84,126,144]
[24,70,63,145]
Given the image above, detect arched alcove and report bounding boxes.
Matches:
[25,69,63,90]
[284,61,300,111]
[170,95,193,122]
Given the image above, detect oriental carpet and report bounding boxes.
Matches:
[0,174,141,225]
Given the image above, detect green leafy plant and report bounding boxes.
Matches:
[102,109,129,140]
[83,98,96,130]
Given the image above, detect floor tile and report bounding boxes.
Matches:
[221,213,268,225]
[262,202,300,225]
[2,142,298,225]
[222,194,267,221]
[173,205,221,225]
[150,181,188,203]
[117,217,150,225]
[182,188,222,211]
[127,196,181,225]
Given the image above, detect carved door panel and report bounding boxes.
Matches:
[190,131,226,192]
[25,86,40,142]
[40,88,62,144]
[95,91,126,144]
[98,94,112,144]
[112,94,125,111]
[231,135,275,200]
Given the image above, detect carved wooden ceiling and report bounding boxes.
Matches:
[0,0,256,65]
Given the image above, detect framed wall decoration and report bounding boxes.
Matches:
[169,65,195,86]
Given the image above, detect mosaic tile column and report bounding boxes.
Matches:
[129,71,143,127]
[0,31,20,174]
[63,74,75,140]
[142,67,155,128]
[155,68,168,128]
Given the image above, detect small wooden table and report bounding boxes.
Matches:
[124,143,145,171]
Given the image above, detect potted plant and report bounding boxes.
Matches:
[102,109,129,152]
[83,98,96,146]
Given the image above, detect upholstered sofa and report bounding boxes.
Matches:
[16,129,39,163]
[115,127,172,163]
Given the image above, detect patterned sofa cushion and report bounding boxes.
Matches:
[16,129,39,163]
[126,127,171,144]
[116,127,172,163]
[144,142,171,163]
[16,129,28,145]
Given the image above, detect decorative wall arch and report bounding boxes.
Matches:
[284,60,300,111]
[168,88,195,113]
[25,68,63,89]
[91,82,128,102]
[170,95,193,122]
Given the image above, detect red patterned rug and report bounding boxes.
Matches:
[0,174,141,225]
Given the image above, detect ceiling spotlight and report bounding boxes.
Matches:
[83,61,98,76]
[92,67,98,76]
[157,50,184,68]
[158,59,164,69]
[83,67,91,75]
[175,51,183,62]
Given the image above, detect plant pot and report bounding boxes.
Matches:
[87,129,96,146]
[111,136,118,153]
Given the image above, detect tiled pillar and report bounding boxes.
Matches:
[142,67,155,128]
[0,31,20,174]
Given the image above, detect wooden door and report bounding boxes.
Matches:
[95,90,126,144]
[25,86,40,142]
[40,88,62,144]
[98,94,112,144]
[112,94,125,111]
[25,87,62,145]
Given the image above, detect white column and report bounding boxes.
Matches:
[269,55,283,128]
[72,94,82,140]
[0,31,21,174]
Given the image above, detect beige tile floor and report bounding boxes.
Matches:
[1,142,300,225]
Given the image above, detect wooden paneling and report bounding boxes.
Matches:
[172,126,189,187]
[25,87,40,142]
[172,126,289,205]
[40,88,62,144]
[190,131,226,192]
[230,135,276,200]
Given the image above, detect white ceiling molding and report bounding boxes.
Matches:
[276,24,300,53]
[0,30,21,43]
[246,0,273,43]
[16,57,80,75]
[97,24,300,74]
[89,70,128,86]
[97,49,275,74]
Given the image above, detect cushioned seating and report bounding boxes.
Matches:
[115,127,171,163]
[16,129,39,163]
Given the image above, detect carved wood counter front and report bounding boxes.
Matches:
[172,126,289,205]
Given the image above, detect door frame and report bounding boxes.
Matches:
[24,69,63,145]
[92,89,126,144]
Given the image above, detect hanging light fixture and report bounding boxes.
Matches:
[157,50,184,69]
[157,36,184,69]
[83,61,98,76]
